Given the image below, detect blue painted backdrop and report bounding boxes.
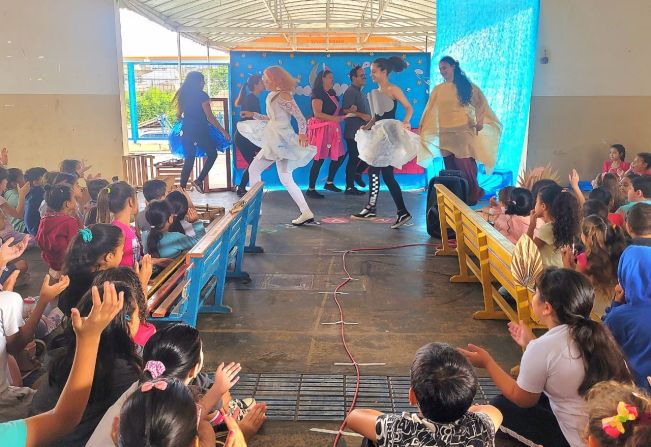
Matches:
[229,51,431,190]
[431,0,540,192]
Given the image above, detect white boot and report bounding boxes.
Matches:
[291,210,315,226]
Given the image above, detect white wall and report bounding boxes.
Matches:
[527,0,651,178]
[0,0,126,177]
[0,0,123,95]
[533,0,651,97]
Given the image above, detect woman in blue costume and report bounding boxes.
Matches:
[169,71,230,193]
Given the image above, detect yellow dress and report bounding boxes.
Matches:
[419,83,502,173]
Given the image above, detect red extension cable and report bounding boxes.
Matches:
[330,243,444,446]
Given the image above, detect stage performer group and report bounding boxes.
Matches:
[170,55,502,226]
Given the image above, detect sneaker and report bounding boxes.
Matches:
[306,189,325,199]
[236,187,247,197]
[192,180,205,194]
[351,207,376,219]
[227,397,257,422]
[390,212,412,229]
[355,174,366,188]
[323,183,343,192]
[291,210,315,226]
[345,187,365,195]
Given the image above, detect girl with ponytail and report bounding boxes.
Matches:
[234,74,264,197]
[88,324,266,447]
[563,215,627,315]
[352,56,421,229]
[96,181,141,268]
[59,224,124,315]
[528,184,580,267]
[586,381,651,447]
[142,200,202,259]
[460,268,631,447]
[420,56,503,204]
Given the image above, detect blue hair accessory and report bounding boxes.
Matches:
[79,228,93,243]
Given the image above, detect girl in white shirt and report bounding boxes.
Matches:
[459,268,631,447]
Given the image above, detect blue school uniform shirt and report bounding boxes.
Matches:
[141,230,203,259]
[604,245,651,392]
[0,419,27,446]
[24,185,44,236]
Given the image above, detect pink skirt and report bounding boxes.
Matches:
[307,117,344,161]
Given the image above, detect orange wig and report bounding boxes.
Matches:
[264,66,297,92]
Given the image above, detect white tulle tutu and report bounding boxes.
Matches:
[237,120,316,171]
[355,119,428,168]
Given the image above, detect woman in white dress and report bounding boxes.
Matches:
[351,57,426,229]
[239,66,317,225]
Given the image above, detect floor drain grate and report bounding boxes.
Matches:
[224,374,500,421]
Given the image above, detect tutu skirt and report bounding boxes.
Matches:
[355,119,427,169]
[168,120,230,159]
[237,120,317,172]
[306,118,344,161]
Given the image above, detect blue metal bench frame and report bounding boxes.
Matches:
[150,182,264,326]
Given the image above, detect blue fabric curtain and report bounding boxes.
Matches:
[430,0,540,192]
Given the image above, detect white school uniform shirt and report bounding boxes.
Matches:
[0,291,36,422]
[85,381,139,447]
[517,324,587,447]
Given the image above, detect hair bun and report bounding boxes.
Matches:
[388,56,408,73]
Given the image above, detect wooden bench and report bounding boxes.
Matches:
[122,154,155,189]
[434,184,541,328]
[145,182,264,326]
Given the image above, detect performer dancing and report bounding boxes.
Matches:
[351,57,422,229]
[306,69,345,198]
[342,65,372,195]
[172,71,230,193]
[420,56,502,205]
[233,74,264,197]
[238,66,317,226]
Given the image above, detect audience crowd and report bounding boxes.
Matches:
[0,145,649,447]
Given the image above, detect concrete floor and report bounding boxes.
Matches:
[193,188,523,446]
[19,187,523,446]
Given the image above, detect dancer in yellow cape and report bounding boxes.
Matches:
[419,56,502,205]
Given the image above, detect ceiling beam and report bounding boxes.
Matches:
[363,0,391,43]
[168,17,434,26]
[261,0,292,46]
[228,41,422,50]
[178,25,435,34]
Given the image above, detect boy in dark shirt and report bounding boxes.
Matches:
[23,167,48,236]
[626,202,651,246]
[346,343,502,447]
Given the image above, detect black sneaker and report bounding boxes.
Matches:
[351,207,376,219]
[306,189,325,199]
[236,187,247,197]
[323,183,343,192]
[390,212,412,229]
[192,180,205,194]
[345,187,365,195]
[355,174,366,188]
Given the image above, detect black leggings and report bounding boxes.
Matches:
[180,131,218,189]
[308,156,344,190]
[491,394,570,447]
[345,138,368,188]
[234,130,261,189]
[367,166,407,214]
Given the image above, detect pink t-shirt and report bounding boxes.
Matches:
[112,220,140,268]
